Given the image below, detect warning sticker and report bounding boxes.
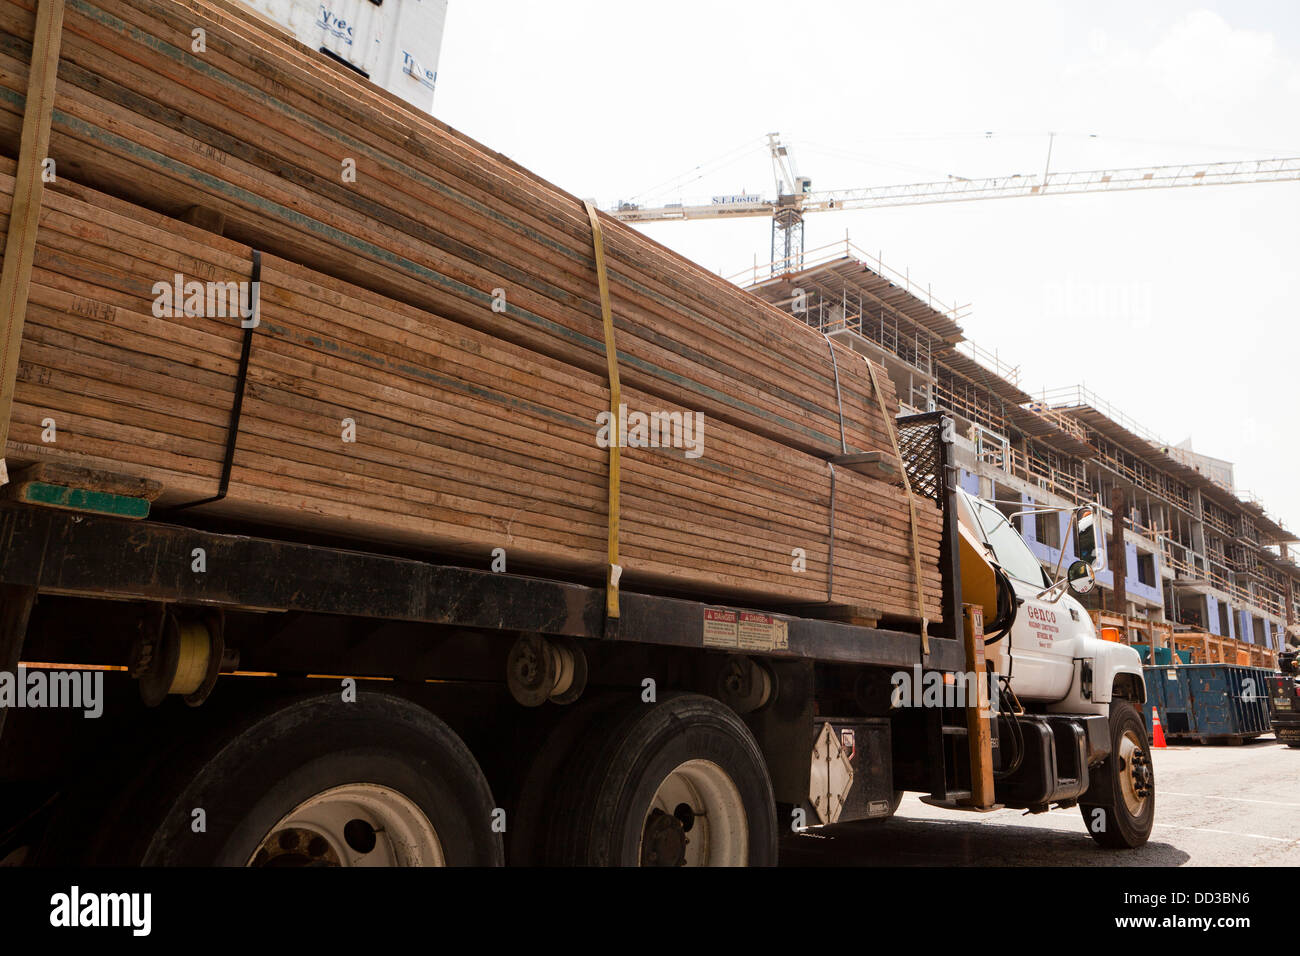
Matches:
[738,612,790,652]
[703,608,738,648]
[703,609,789,652]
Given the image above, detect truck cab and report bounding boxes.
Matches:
[948,486,1154,847]
[955,489,1146,712]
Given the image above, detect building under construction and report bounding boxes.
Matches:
[742,238,1299,662]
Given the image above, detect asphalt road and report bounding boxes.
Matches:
[780,734,1300,866]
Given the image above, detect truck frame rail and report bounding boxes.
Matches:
[0,500,963,677]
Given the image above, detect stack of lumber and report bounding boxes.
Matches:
[0,0,945,620]
[0,0,898,459]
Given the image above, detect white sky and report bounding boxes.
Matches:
[433,1,1300,537]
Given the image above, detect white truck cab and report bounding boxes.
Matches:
[955,489,1146,714]
[951,487,1154,847]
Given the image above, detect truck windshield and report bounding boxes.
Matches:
[970,498,1049,587]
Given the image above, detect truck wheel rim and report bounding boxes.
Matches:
[639,759,748,866]
[248,783,445,867]
[1117,732,1152,816]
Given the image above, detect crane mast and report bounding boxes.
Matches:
[767,133,813,270]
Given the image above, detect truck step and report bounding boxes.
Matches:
[920,792,1003,813]
[920,790,970,805]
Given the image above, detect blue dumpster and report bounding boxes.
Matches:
[1133,645,1190,666]
[1142,664,1273,742]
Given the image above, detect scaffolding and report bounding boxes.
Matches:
[800,285,937,375]
[741,240,1300,644]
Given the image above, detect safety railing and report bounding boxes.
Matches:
[953,340,1022,387]
[729,235,969,325]
[934,378,1011,439]
[1003,446,1090,501]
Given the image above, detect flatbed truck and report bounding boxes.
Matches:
[0,413,1154,865]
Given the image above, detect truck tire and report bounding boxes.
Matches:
[506,692,626,865]
[1080,700,1155,849]
[545,693,778,866]
[50,693,502,866]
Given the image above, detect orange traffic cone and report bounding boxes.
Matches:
[1150,707,1167,749]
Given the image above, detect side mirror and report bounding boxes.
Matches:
[1074,505,1107,573]
[1066,559,1095,594]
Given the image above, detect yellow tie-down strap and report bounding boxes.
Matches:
[0,0,65,487]
[863,356,930,655]
[584,201,621,620]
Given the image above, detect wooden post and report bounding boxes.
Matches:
[1110,486,1128,616]
[963,603,995,809]
[0,0,65,485]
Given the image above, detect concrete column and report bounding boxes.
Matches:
[1110,486,1127,614]
[1284,544,1297,630]
[1189,488,1206,565]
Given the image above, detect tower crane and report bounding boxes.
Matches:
[609,134,1300,275]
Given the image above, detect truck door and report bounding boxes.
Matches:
[1005,578,1076,701]
[961,493,1075,701]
